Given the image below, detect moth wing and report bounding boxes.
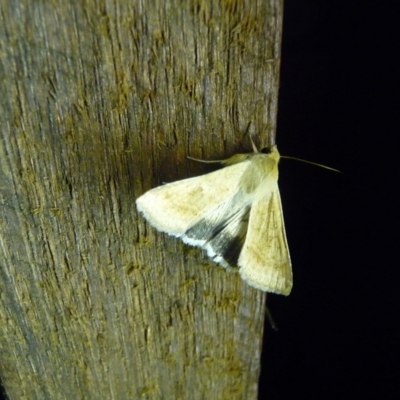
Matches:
[136,161,254,238]
[239,183,292,295]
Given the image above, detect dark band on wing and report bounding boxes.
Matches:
[210,228,247,266]
[185,204,250,267]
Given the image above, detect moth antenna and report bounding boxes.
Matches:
[243,121,259,153]
[187,156,224,164]
[249,134,259,153]
[281,156,342,173]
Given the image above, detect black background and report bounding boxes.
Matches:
[259,1,398,399]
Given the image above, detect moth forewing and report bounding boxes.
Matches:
[238,185,292,295]
[136,159,254,238]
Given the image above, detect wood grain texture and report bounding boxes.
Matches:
[0,0,283,398]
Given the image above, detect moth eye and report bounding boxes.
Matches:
[261,147,272,154]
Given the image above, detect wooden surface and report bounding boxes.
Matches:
[0,0,283,398]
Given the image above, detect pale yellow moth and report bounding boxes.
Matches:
[136,139,292,295]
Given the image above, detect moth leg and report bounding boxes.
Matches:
[266,307,278,331]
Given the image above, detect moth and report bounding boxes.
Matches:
[136,141,292,295]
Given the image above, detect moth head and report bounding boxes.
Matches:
[261,145,280,162]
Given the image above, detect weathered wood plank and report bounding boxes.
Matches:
[0,0,283,398]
